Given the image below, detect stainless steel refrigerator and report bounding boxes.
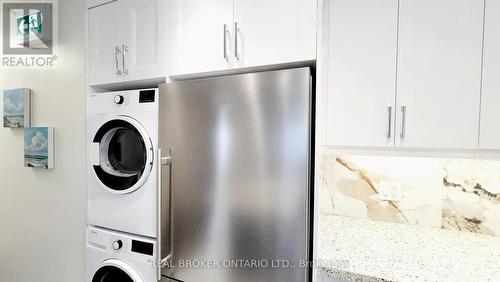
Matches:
[157,67,313,282]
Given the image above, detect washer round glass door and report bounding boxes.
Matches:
[92,116,153,194]
[92,259,143,282]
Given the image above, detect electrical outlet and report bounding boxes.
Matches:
[378,181,402,202]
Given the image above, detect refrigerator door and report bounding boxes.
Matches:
[159,68,312,282]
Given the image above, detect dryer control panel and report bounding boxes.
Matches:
[87,88,159,114]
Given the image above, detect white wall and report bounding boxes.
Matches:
[0,1,87,281]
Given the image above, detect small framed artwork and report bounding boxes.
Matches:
[3,88,31,128]
[24,127,54,169]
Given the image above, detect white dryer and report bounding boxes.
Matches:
[87,89,158,237]
[86,226,157,282]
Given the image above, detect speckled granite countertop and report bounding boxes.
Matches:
[318,214,500,282]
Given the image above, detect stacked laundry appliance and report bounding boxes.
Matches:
[85,89,162,282]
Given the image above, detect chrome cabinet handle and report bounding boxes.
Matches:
[400,106,407,139]
[115,46,122,75]
[387,106,392,139]
[157,148,173,281]
[122,44,129,75]
[234,22,240,60]
[223,24,229,61]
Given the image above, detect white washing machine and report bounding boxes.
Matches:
[86,226,157,282]
[87,89,158,237]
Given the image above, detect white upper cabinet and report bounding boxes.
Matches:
[233,0,317,69]
[323,0,486,150]
[480,0,500,149]
[325,0,398,147]
[89,0,123,86]
[167,0,234,76]
[88,0,167,86]
[121,0,168,82]
[168,0,317,77]
[396,0,484,149]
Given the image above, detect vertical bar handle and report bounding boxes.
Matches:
[234,22,240,60]
[115,46,122,75]
[223,24,229,61]
[387,106,392,139]
[157,148,172,281]
[400,106,407,139]
[122,44,129,75]
[156,148,163,281]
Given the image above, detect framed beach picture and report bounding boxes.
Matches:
[24,127,54,169]
[3,88,31,128]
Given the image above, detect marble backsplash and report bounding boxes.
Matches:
[320,155,500,236]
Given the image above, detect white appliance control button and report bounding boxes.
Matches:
[114,95,124,104]
[112,240,123,250]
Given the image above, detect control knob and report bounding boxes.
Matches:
[114,95,124,105]
[112,240,123,250]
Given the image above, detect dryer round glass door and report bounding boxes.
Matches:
[92,116,153,194]
[92,259,143,282]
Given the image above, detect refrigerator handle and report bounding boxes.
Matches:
[157,148,172,281]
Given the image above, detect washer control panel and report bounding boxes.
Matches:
[87,226,155,259]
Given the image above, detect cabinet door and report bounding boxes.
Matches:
[396,0,484,149]
[88,1,123,85]
[168,0,234,76]
[480,0,500,149]
[325,0,399,147]
[121,0,167,81]
[233,0,316,68]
